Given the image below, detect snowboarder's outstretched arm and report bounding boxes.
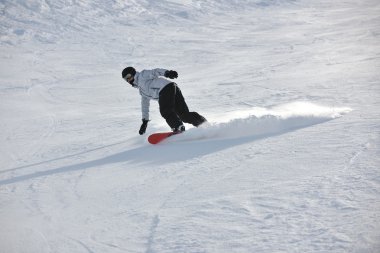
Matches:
[139,68,167,79]
[141,96,150,121]
[139,96,150,135]
[140,68,178,79]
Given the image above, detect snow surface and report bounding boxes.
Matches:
[1,0,380,252]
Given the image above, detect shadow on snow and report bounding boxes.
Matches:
[0,114,337,186]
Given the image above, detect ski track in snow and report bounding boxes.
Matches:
[1,0,380,252]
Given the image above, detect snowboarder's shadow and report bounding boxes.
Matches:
[0,135,264,186]
[0,115,335,185]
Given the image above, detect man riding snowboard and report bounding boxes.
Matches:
[122,67,207,135]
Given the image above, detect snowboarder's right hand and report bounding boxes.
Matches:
[139,119,149,135]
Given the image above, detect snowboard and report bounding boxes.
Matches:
[148,131,182,144]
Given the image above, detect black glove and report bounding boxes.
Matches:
[164,70,178,79]
[139,119,149,135]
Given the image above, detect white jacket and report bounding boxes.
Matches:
[132,68,172,120]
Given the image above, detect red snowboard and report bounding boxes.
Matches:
[148,131,182,144]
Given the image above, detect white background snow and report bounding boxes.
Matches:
[1,0,380,252]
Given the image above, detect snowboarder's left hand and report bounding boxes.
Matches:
[164,70,178,79]
[139,119,149,135]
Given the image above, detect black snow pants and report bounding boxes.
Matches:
[159,83,206,130]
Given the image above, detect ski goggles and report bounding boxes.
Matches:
[123,73,133,83]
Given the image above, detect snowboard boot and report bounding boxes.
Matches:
[172,124,185,133]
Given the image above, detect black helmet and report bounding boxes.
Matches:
[122,66,136,78]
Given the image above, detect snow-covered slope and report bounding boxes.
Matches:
[1,0,379,252]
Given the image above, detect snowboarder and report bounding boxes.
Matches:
[122,67,207,135]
